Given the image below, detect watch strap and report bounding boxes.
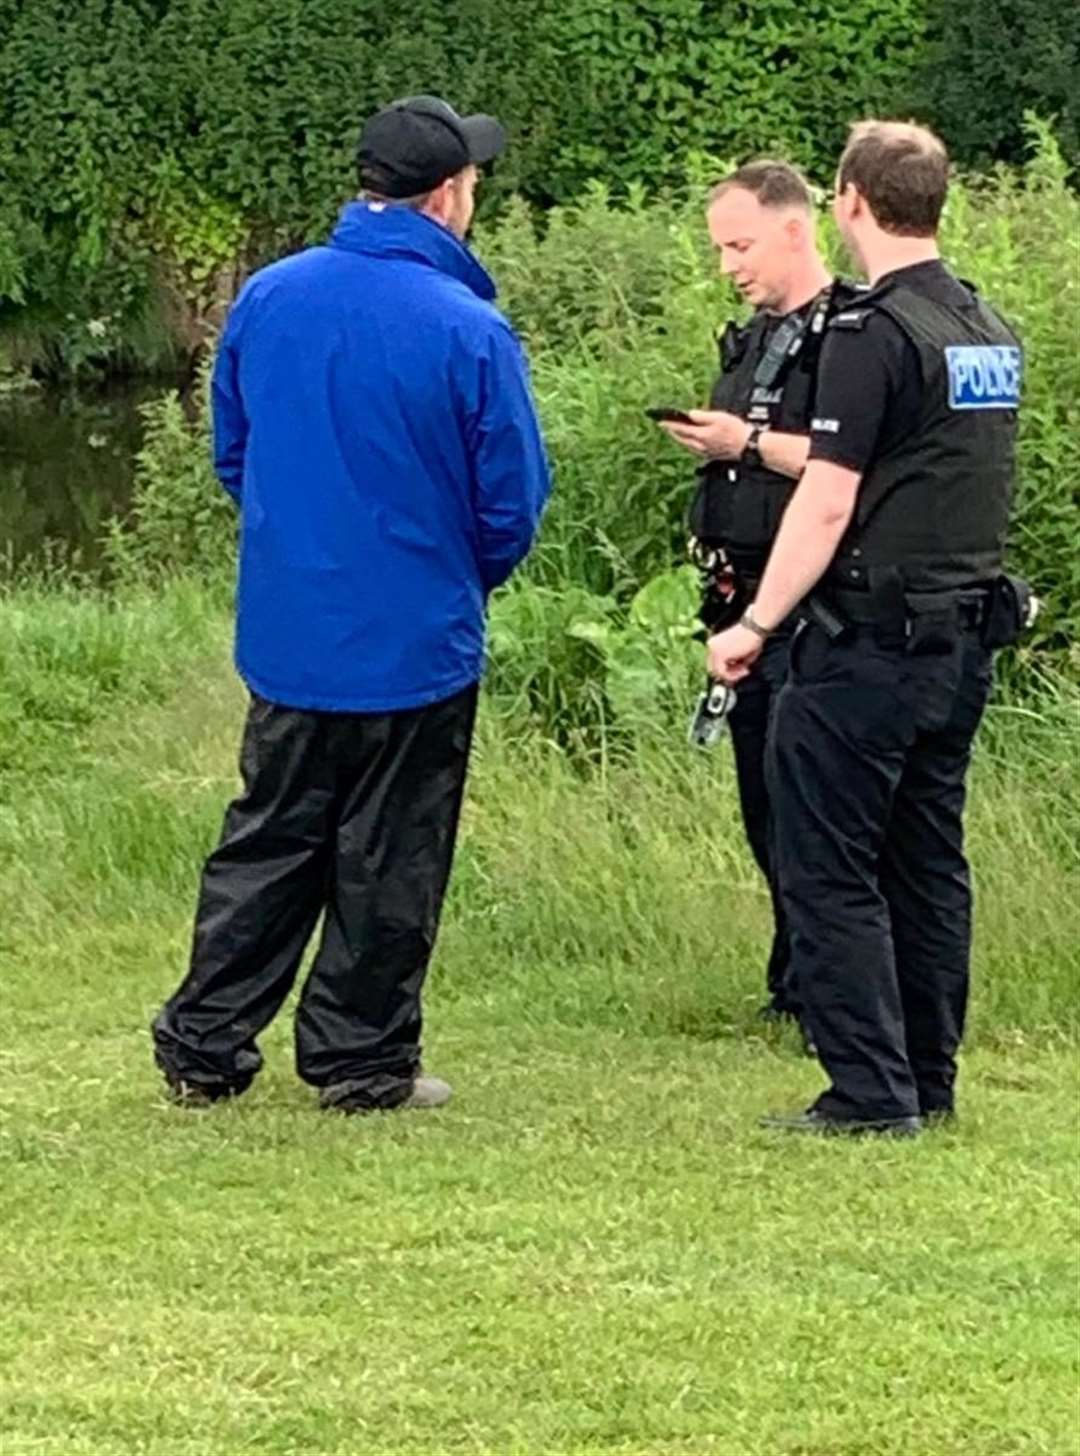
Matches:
[741,424,764,463]
[740,605,772,641]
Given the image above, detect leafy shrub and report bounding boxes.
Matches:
[487,568,702,745]
[530,0,925,197]
[102,379,235,593]
[6,0,1079,377]
[0,0,926,371]
[936,121,1080,660]
[913,0,1080,171]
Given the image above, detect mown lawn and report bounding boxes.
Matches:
[1,584,1077,1455]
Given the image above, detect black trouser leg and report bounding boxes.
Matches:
[879,643,992,1115]
[770,625,990,1122]
[769,627,917,1120]
[152,696,335,1092]
[727,631,794,1009]
[294,685,477,1098]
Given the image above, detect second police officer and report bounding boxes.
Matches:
[657,160,861,1035]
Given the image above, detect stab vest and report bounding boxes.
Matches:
[828,276,1021,594]
[688,280,858,571]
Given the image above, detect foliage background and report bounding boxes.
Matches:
[103,131,1080,735]
[0,0,1075,375]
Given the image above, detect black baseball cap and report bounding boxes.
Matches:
[358,95,507,198]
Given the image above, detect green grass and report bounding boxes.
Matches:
[1,584,1078,1455]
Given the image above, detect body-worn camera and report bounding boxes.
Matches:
[688,680,737,748]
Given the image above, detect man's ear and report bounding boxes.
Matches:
[423,176,456,224]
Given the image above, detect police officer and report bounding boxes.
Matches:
[706,121,1024,1136]
[657,160,859,1028]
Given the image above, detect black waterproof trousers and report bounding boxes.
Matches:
[768,620,993,1121]
[152,684,477,1106]
[726,629,795,1011]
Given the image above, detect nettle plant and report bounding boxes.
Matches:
[486,567,703,744]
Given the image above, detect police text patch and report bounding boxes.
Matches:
[945,345,1022,410]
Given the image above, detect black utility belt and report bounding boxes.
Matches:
[828,587,987,629]
[808,574,1034,652]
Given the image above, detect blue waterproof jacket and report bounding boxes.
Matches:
[211,201,551,712]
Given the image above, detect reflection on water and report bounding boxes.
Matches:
[0,382,173,577]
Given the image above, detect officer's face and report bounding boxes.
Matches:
[707,189,801,311]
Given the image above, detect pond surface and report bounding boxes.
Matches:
[0,381,172,577]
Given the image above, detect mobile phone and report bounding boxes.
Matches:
[645,406,695,425]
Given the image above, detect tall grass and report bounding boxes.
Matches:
[1,582,1076,1045]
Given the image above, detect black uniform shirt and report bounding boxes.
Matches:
[718,292,819,399]
[808,260,975,473]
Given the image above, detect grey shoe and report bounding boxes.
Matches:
[320,1072,453,1114]
[401,1074,453,1110]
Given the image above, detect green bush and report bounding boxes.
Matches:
[936,121,1080,662]
[0,0,927,371]
[0,0,176,374]
[913,0,1080,172]
[102,378,235,593]
[5,0,1079,377]
[486,567,703,749]
[530,0,925,197]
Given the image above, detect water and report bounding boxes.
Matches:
[0,381,168,577]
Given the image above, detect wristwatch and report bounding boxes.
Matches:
[740,424,764,466]
[740,604,772,641]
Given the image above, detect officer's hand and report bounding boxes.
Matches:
[660,411,752,461]
[707,624,764,684]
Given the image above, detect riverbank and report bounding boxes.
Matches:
[1,578,1077,1454]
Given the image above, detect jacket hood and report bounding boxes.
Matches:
[328,200,496,301]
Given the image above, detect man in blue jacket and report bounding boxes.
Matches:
[152,96,551,1114]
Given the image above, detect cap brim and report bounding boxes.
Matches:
[459,114,507,166]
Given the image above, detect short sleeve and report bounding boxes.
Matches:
[808,312,913,473]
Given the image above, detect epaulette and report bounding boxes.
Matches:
[827,309,872,331]
[831,277,870,306]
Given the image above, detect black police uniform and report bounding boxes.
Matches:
[768,260,1022,1122]
[690,280,858,1015]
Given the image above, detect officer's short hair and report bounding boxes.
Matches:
[838,121,949,237]
[710,160,814,212]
